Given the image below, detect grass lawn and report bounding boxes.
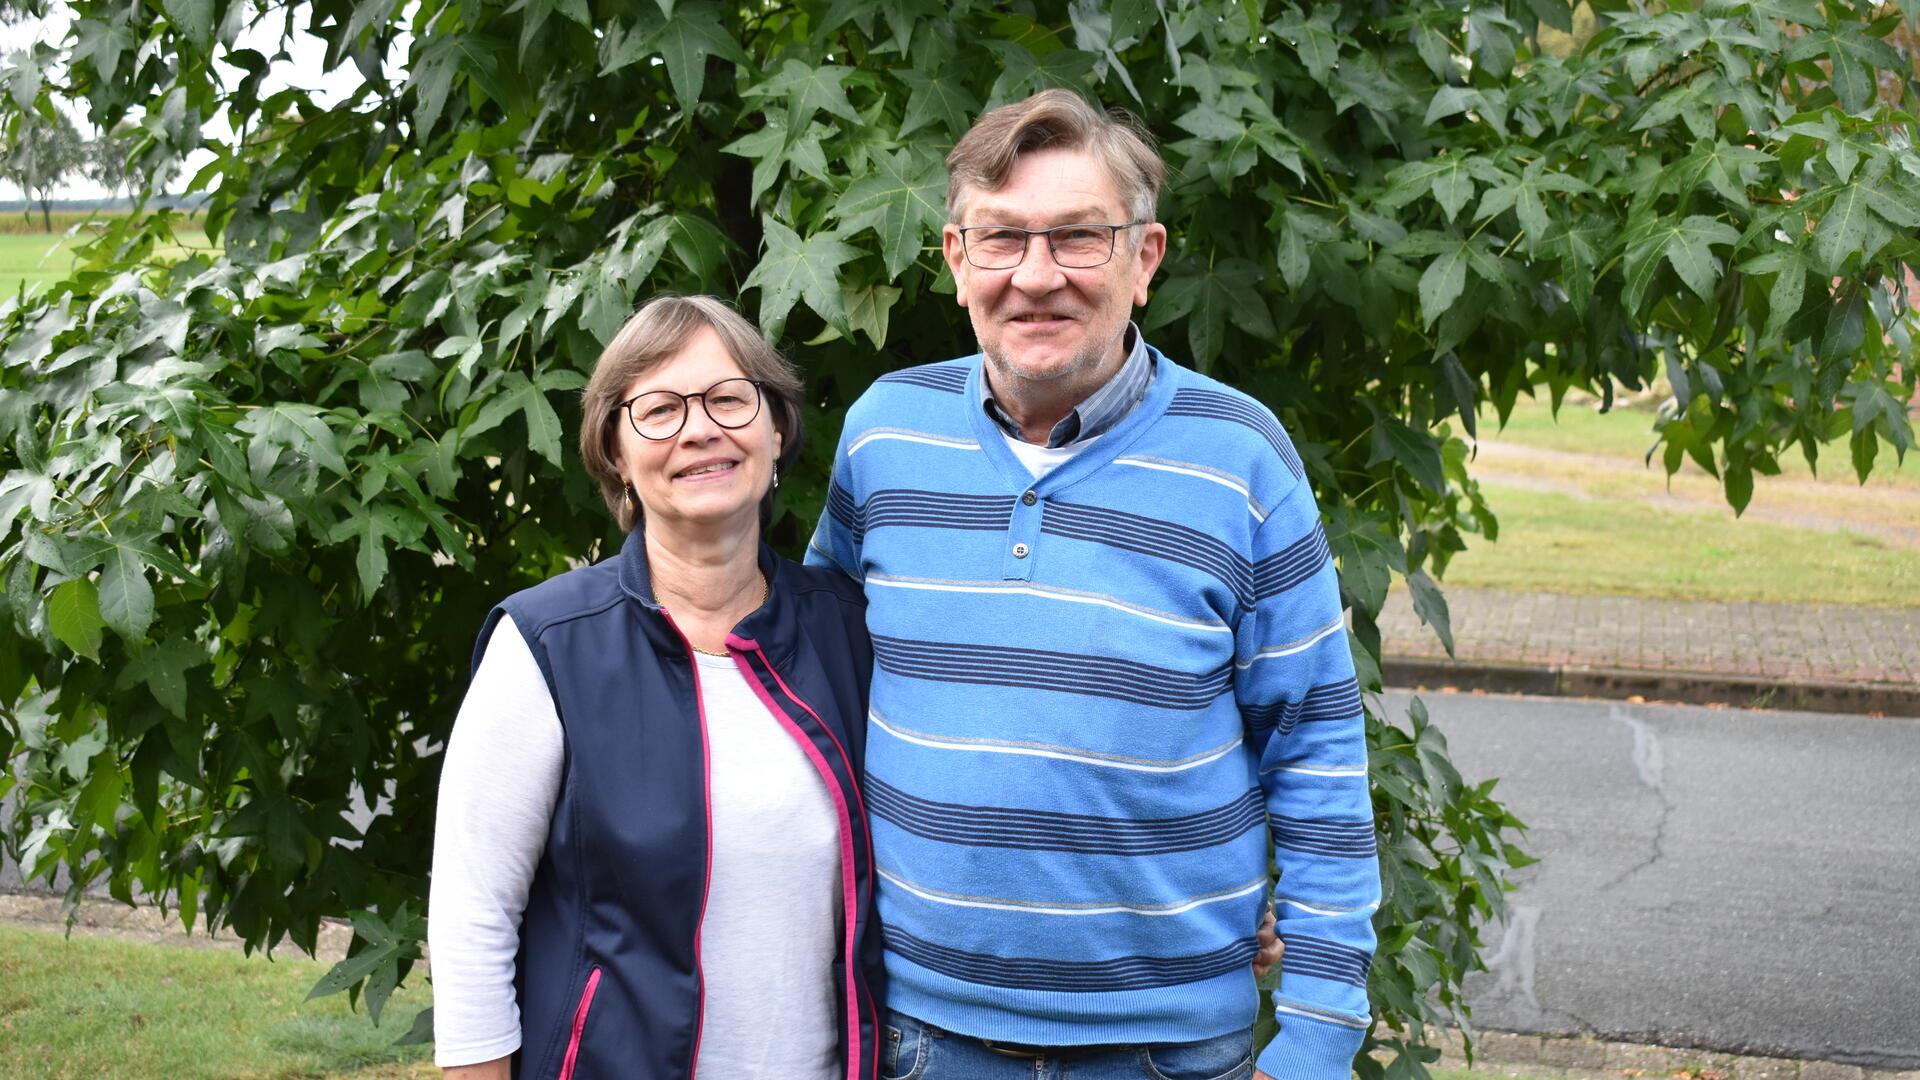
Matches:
[0,924,433,1080]
[1442,482,1920,606]
[0,228,218,298]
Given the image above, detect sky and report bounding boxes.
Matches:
[0,2,398,201]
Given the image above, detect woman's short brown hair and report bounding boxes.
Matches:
[578,294,804,532]
[944,88,1166,225]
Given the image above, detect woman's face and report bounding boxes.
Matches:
[614,325,781,537]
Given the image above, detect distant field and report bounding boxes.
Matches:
[1483,393,1920,493]
[0,226,217,298]
[0,209,207,234]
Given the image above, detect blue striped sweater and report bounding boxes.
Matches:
[806,345,1380,1080]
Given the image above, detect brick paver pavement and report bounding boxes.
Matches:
[1378,587,1920,686]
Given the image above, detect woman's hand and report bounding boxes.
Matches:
[444,1058,512,1079]
[1253,906,1284,979]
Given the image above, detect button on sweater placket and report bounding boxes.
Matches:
[1003,489,1044,580]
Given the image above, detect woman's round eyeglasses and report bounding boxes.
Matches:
[614,378,766,441]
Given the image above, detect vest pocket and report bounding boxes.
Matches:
[556,966,602,1080]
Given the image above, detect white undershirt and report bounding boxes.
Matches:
[428,615,843,1077]
[1000,429,1094,478]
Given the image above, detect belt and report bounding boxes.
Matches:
[979,1039,1054,1058]
[977,1038,1126,1059]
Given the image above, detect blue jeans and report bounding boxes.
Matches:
[880,1009,1255,1080]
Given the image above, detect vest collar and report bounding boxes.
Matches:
[616,528,797,666]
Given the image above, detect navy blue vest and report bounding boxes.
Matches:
[470,529,883,1080]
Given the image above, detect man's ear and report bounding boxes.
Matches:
[1131,223,1168,308]
[942,224,971,308]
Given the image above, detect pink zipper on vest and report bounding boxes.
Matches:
[661,612,715,1080]
[556,966,601,1080]
[728,635,873,1080]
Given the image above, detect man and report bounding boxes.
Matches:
[808,89,1380,1080]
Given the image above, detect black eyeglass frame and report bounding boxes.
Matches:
[613,377,769,441]
[955,222,1148,270]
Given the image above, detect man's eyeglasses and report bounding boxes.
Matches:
[956,222,1145,270]
[614,377,765,441]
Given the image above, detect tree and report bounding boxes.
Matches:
[84,122,176,204]
[1,0,1915,1072]
[2,102,84,229]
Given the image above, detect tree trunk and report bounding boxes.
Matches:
[38,198,50,232]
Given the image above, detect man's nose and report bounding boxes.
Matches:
[1009,233,1065,293]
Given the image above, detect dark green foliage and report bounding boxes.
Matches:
[1,0,1915,1072]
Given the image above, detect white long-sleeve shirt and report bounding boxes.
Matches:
[428,615,842,1076]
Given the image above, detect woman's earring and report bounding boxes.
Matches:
[623,481,636,505]
[772,464,780,490]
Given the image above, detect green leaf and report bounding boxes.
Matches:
[1373,415,1448,496]
[743,218,859,340]
[1174,104,1245,141]
[48,577,105,660]
[408,34,504,135]
[356,512,390,599]
[832,149,947,278]
[843,283,902,348]
[1622,215,1740,312]
[308,940,399,1002]
[1725,458,1753,515]
[898,69,981,139]
[467,372,567,467]
[115,637,206,719]
[161,0,214,49]
[579,273,632,347]
[646,1,750,109]
[1822,285,1867,361]
[1664,215,1740,301]
[1325,506,1406,617]
[394,1006,435,1047]
[1418,244,1470,328]
[1407,569,1453,656]
[99,543,155,641]
[1440,353,1477,440]
[1765,256,1808,340]
[1430,160,1473,223]
[1814,184,1872,275]
[1143,258,1272,371]
[745,60,860,142]
[1269,8,1340,84]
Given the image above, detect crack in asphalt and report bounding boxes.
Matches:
[1482,905,1543,1014]
[1602,704,1677,891]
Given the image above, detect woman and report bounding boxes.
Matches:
[429,295,882,1080]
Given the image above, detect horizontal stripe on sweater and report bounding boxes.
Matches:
[1269,814,1377,860]
[879,867,1267,916]
[1244,678,1363,739]
[868,777,1265,856]
[877,364,970,393]
[864,573,1232,634]
[1040,501,1329,608]
[870,710,1245,774]
[885,927,1258,992]
[1277,934,1373,989]
[871,635,1231,712]
[1166,387,1305,479]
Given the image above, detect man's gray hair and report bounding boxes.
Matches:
[944,89,1166,225]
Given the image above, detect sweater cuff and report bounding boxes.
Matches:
[1254,1010,1365,1080]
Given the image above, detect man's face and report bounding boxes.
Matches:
[942,147,1167,391]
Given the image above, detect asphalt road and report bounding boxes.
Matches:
[1395,691,1920,1068]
